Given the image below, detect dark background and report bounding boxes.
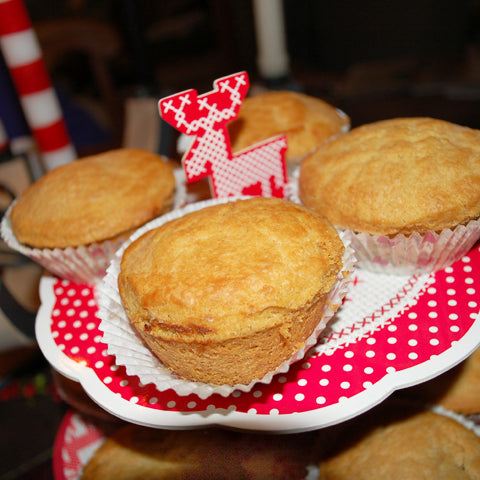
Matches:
[18,0,480,156]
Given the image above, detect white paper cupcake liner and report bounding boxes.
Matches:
[1,204,128,285]
[430,405,480,437]
[288,167,480,275]
[342,221,480,274]
[402,400,480,438]
[1,173,187,285]
[97,197,356,399]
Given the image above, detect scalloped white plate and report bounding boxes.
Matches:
[37,244,480,433]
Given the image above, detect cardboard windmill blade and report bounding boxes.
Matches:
[158,72,288,199]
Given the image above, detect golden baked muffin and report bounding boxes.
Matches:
[299,117,480,273]
[10,148,175,248]
[228,90,349,166]
[317,400,480,480]
[80,425,314,480]
[118,197,346,386]
[402,347,480,416]
[3,148,176,284]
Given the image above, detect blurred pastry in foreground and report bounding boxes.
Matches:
[2,148,176,284]
[299,117,480,274]
[80,424,314,480]
[117,197,351,388]
[228,90,350,167]
[317,399,480,479]
[401,347,480,416]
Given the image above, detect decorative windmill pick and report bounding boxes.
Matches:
[159,71,288,199]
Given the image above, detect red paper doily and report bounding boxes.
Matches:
[53,410,105,480]
[37,245,480,432]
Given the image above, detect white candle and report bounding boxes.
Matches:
[252,0,290,79]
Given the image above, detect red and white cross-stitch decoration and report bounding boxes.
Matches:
[159,71,288,199]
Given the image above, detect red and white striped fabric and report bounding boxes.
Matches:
[0,117,8,152]
[0,0,76,170]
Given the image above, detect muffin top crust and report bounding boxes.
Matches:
[10,148,175,248]
[228,90,349,164]
[118,197,344,342]
[299,117,480,235]
[318,403,480,480]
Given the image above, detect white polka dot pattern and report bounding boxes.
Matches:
[53,411,104,480]
[43,245,480,422]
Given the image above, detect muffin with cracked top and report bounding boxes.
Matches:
[117,197,352,388]
[3,148,176,284]
[228,90,350,168]
[299,117,480,274]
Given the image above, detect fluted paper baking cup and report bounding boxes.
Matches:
[341,219,480,275]
[1,204,128,285]
[1,172,187,285]
[97,197,356,399]
[288,167,480,275]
